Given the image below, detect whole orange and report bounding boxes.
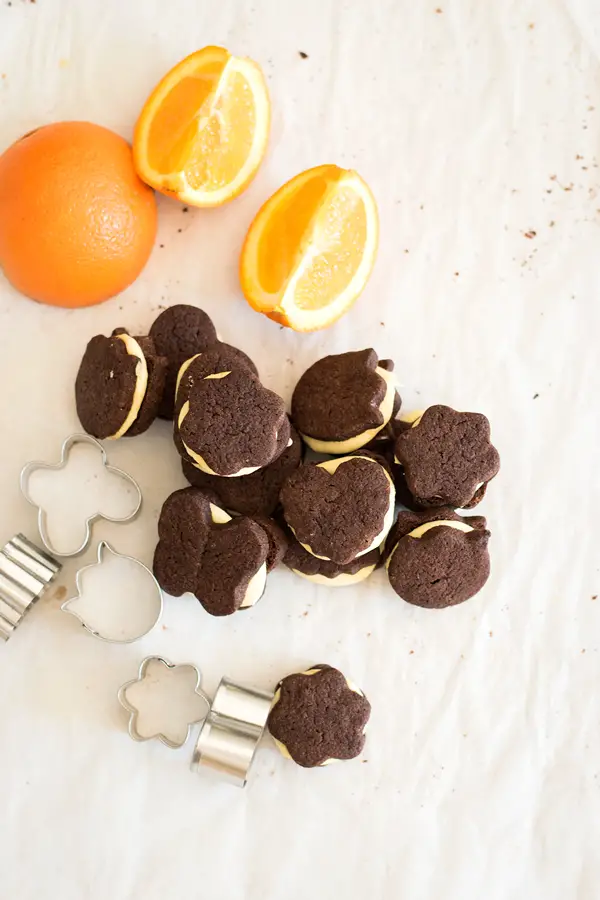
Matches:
[0,121,157,308]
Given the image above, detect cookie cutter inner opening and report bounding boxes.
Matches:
[20,434,142,557]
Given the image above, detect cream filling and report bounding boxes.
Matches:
[300,367,396,454]
[107,334,149,440]
[270,668,367,765]
[386,519,474,570]
[291,563,377,587]
[208,503,266,609]
[293,456,395,561]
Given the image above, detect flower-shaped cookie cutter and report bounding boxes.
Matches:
[62,541,163,643]
[118,656,274,787]
[20,433,142,558]
[118,657,212,749]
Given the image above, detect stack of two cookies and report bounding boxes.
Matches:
[280,349,398,586]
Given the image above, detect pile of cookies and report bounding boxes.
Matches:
[75,304,500,618]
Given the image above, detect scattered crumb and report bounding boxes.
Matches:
[182,206,189,212]
[435,7,443,12]
[549,220,555,227]
[528,22,535,29]
[550,174,557,181]
[380,321,385,326]
[177,228,182,233]
[454,271,460,276]
[462,733,468,738]
[419,204,424,210]
[161,624,168,631]
[298,51,309,59]
[582,649,587,654]
[53,586,68,602]
[366,632,371,637]
[489,631,493,637]
[302,611,308,617]
[592,595,598,600]
[409,650,414,655]
[524,230,536,239]
[576,154,584,160]
[362,759,369,763]
[533,393,539,399]
[159,243,165,248]
[404,248,410,253]
[270,769,276,776]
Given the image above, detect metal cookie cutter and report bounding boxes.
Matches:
[20,433,142,558]
[0,534,61,642]
[62,541,163,644]
[118,656,274,788]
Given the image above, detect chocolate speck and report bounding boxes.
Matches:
[592,595,598,600]
[533,393,539,399]
[177,228,182,233]
[524,230,536,239]
[299,51,309,59]
[182,206,189,212]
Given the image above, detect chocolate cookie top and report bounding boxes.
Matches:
[153,487,269,616]
[267,665,371,767]
[386,509,490,609]
[174,344,259,417]
[280,455,395,565]
[291,349,398,450]
[149,304,218,419]
[177,367,287,477]
[284,538,381,585]
[394,405,500,509]
[75,333,148,439]
[181,421,303,516]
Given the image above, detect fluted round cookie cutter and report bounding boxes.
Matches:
[20,433,142,558]
[118,656,274,788]
[0,534,62,642]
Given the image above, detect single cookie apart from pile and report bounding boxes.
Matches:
[291,349,398,453]
[280,455,395,565]
[385,507,491,608]
[394,405,500,509]
[267,664,371,767]
[75,331,167,439]
[153,487,272,616]
[182,419,303,517]
[174,355,288,477]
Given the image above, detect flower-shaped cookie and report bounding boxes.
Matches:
[153,487,271,616]
[175,363,287,477]
[394,405,500,508]
[267,665,371,767]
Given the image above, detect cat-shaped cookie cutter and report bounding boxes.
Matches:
[118,655,274,788]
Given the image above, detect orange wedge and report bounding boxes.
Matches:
[240,164,378,332]
[133,46,270,207]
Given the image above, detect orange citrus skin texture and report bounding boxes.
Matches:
[0,121,157,308]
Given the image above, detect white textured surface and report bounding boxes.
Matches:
[1,1,599,897]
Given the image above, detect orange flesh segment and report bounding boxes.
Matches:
[294,183,368,310]
[256,170,338,297]
[147,59,225,174]
[184,69,257,192]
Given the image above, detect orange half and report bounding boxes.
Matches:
[240,165,378,332]
[134,46,270,207]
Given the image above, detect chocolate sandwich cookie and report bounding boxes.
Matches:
[284,538,381,587]
[291,349,398,453]
[175,365,287,477]
[149,304,222,419]
[386,508,491,609]
[181,421,303,516]
[174,345,260,423]
[394,405,500,509]
[112,332,168,437]
[76,332,152,440]
[267,664,371,768]
[153,487,270,616]
[280,455,395,565]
